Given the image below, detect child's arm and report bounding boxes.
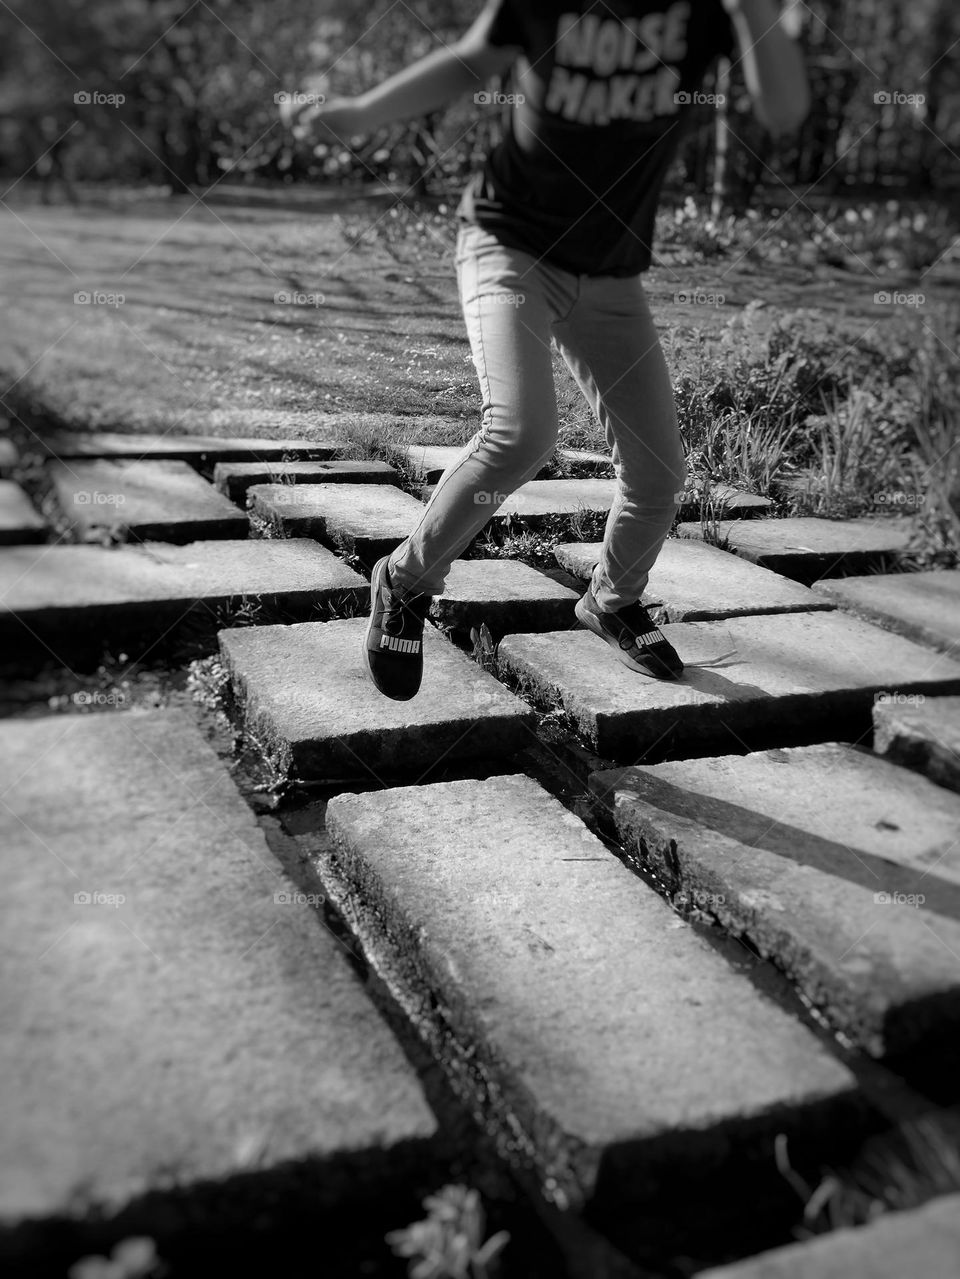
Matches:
[282,7,522,144]
[722,0,810,136]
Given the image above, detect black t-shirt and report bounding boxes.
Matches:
[457,0,736,275]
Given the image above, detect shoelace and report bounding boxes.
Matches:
[383,588,431,637]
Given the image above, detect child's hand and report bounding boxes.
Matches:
[278,92,363,144]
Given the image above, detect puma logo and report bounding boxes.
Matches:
[380,634,421,654]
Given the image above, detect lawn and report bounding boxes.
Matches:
[1,181,957,562]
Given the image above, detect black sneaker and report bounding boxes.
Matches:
[574,584,683,680]
[363,555,432,700]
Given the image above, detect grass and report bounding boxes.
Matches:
[2,183,958,566]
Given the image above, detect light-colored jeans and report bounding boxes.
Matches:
[388,220,686,611]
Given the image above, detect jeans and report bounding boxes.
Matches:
[388,220,687,611]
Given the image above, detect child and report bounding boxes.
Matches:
[282,1,809,701]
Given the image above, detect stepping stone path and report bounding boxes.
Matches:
[0,480,46,544]
[0,712,438,1236]
[874,694,960,795]
[814,569,960,656]
[420,477,616,528]
[699,1192,960,1279]
[429,558,580,633]
[402,444,552,484]
[321,773,860,1220]
[590,744,960,1063]
[42,432,342,466]
[0,539,366,670]
[249,483,424,565]
[676,481,774,519]
[676,516,914,584]
[213,458,398,502]
[557,447,615,476]
[48,459,248,543]
[555,538,835,621]
[496,612,960,759]
[218,619,536,781]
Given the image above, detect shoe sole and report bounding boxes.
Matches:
[362,555,420,701]
[574,596,682,680]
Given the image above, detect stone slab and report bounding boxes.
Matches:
[402,444,551,484]
[555,538,835,621]
[675,516,913,584]
[0,480,46,545]
[213,459,398,502]
[322,773,859,1214]
[874,696,960,795]
[0,437,17,476]
[43,432,343,466]
[813,570,960,657]
[496,612,960,759]
[699,1192,960,1279]
[0,711,438,1227]
[48,459,248,544]
[558,448,615,476]
[420,478,617,527]
[0,540,367,670]
[590,744,960,1059]
[249,483,425,565]
[218,618,536,781]
[676,481,774,519]
[430,558,580,633]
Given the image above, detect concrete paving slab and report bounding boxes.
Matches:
[48,459,248,544]
[0,711,438,1228]
[676,481,774,519]
[218,618,536,781]
[43,432,343,465]
[675,516,913,584]
[555,539,834,621]
[249,483,425,565]
[590,744,960,1059]
[322,773,860,1214]
[0,481,46,545]
[430,558,580,633]
[874,695,960,795]
[699,1192,960,1279]
[813,570,960,656]
[558,448,615,476]
[213,459,398,502]
[420,478,617,528]
[0,540,367,670]
[496,612,960,759]
[402,444,551,484]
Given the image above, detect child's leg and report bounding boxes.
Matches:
[388,224,577,595]
[553,273,686,612]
